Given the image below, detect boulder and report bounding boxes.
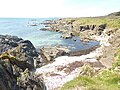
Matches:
[40,46,69,62]
[0,35,38,70]
[61,31,74,39]
[98,24,106,30]
[18,69,46,90]
[0,53,46,90]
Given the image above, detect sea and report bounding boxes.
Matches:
[0,18,99,51]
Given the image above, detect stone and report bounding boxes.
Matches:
[0,47,46,90]
[0,35,39,70]
[40,46,69,62]
[61,31,74,39]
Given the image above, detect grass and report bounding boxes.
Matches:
[60,70,120,90]
[64,16,120,28]
[113,48,120,69]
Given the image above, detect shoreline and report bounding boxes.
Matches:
[1,12,120,90]
[35,31,111,90]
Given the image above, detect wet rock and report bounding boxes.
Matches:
[40,28,52,31]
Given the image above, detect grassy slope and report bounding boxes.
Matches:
[65,16,120,28]
[61,70,120,90]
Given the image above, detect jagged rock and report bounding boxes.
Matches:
[0,60,17,90]
[18,69,46,90]
[40,28,52,31]
[40,46,69,62]
[0,35,39,70]
[0,49,46,90]
[61,31,74,39]
[79,24,106,32]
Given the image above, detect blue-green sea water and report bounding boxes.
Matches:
[0,18,99,51]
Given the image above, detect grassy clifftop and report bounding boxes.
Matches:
[64,11,120,28]
[75,17,120,28]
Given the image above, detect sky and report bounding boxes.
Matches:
[0,0,120,18]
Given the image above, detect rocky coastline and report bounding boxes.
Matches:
[36,27,119,89]
[1,12,120,90]
[0,24,102,90]
[36,17,120,89]
[40,18,107,40]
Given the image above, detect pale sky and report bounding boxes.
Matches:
[0,0,120,18]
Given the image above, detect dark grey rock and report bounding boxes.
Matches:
[0,35,38,70]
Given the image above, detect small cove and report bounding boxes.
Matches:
[0,18,99,51]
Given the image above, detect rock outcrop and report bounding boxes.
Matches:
[0,35,46,90]
[41,20,57,25]
[0,35,39,70]
[60,31,74,39]
[0,52,46,90]
[40,19,107,41]
[79,24,106,31]
[40,46,70,62]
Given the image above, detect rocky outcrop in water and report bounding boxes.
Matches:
[41,20,57,25]
[40,19,107,41]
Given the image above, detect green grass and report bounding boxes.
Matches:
[64,16,120,28]
[113,48,120,69]
[78,17,120,28]
[60,70,120,90]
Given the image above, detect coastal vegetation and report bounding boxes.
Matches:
[60,12,120,90]
[1,11,120,90]
[61,51,120,90]
[64,14,120,29]
[60,48,119,87]
[61,69,120,90]
[75,17,120,28]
